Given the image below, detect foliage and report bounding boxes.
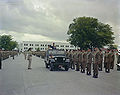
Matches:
[109,44,118,49]
[0,35,18,50]
[67,16,114,50]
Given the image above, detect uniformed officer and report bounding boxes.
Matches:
[104,50,110,73]
[110,50,115,69]
[78,50,82,72]
[24,51,27,60]
[71,50,75,69]
[86,49,93,75]
[93,48,100,78]
[0,50,2,69]
[81,50,87,73]
[75,50,80,71]
[98,50,103,71]
[27,48,32,69]
[68,50,73,69]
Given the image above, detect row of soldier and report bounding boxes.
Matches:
[0,50,19,69]
[66,48,116,78]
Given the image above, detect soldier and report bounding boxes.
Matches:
[104,50,110,73]
[75,50,80,71]
[98,50,103,71]
[27,48,33,69]
[93,48,100,78]
[24,51,27,60]
[110,50,115,69]
[81,50,87,73]
[117,52,120,71]
[71,50,75,70]
[78,50,82,72]
[86,49,93,75]
[0,50,2,69]
[69,50,73,69]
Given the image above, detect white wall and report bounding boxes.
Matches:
[19,41,76,52]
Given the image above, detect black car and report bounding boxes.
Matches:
[44,49,70,71]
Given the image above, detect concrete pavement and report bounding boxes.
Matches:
[0,54,120,95]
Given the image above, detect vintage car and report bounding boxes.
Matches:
[44,49,70,71]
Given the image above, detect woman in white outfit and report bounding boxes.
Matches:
[27,48,32,69]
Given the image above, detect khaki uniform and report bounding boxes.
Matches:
[0,51,2,69]
[86,52,93,75]
[75,51,80,71]
[24,51,27,60]
[98,52,103,71]
[117,55,120,64]
[81,52,87,73]
[69,52,73,69]
[93,52,100,78]
[110,52,115,69]
[78,51,82,71]
[27,51,32,69]
[71,51,75,69]
[104,52,110,73]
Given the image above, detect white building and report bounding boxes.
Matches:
[18,41,76,52]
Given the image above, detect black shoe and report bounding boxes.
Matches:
[28,68,32,70]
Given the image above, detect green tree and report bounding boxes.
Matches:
[67,17,114,50]
[0,35,18,50]
[109,44,117,49]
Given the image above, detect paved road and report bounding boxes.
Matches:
[0,54,120,95]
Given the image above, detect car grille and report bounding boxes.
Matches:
[56,57,64,63]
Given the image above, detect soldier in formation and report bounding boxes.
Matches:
[66,48,116,78]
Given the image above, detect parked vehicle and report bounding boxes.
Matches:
[44,49,70,71]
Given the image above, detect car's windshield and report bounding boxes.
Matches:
[48,50,65,56]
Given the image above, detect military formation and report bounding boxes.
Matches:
[66,48,117,78]
[0,50,19,69]
[1,47,120,79]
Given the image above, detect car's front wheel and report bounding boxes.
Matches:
[65,66,69,71]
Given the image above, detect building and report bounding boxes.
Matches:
[18,41,76,52]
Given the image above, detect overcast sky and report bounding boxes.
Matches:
[0,0,120,44]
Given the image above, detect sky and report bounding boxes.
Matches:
[0,0,120,44]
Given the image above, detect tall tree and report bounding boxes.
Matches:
[0,35,18,50]
[67,17,114,50]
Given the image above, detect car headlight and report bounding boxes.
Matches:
[65,59,70,62]
[63,58,65,60]
[55,58,57,60]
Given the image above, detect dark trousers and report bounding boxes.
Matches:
[75,62,80,71]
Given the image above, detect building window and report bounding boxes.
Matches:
[60,45,64,47]
[35,44,39,46]
[70,45,74,48]
[56,45,59,47]
[66,45,69,47]
[24,44,28,46]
